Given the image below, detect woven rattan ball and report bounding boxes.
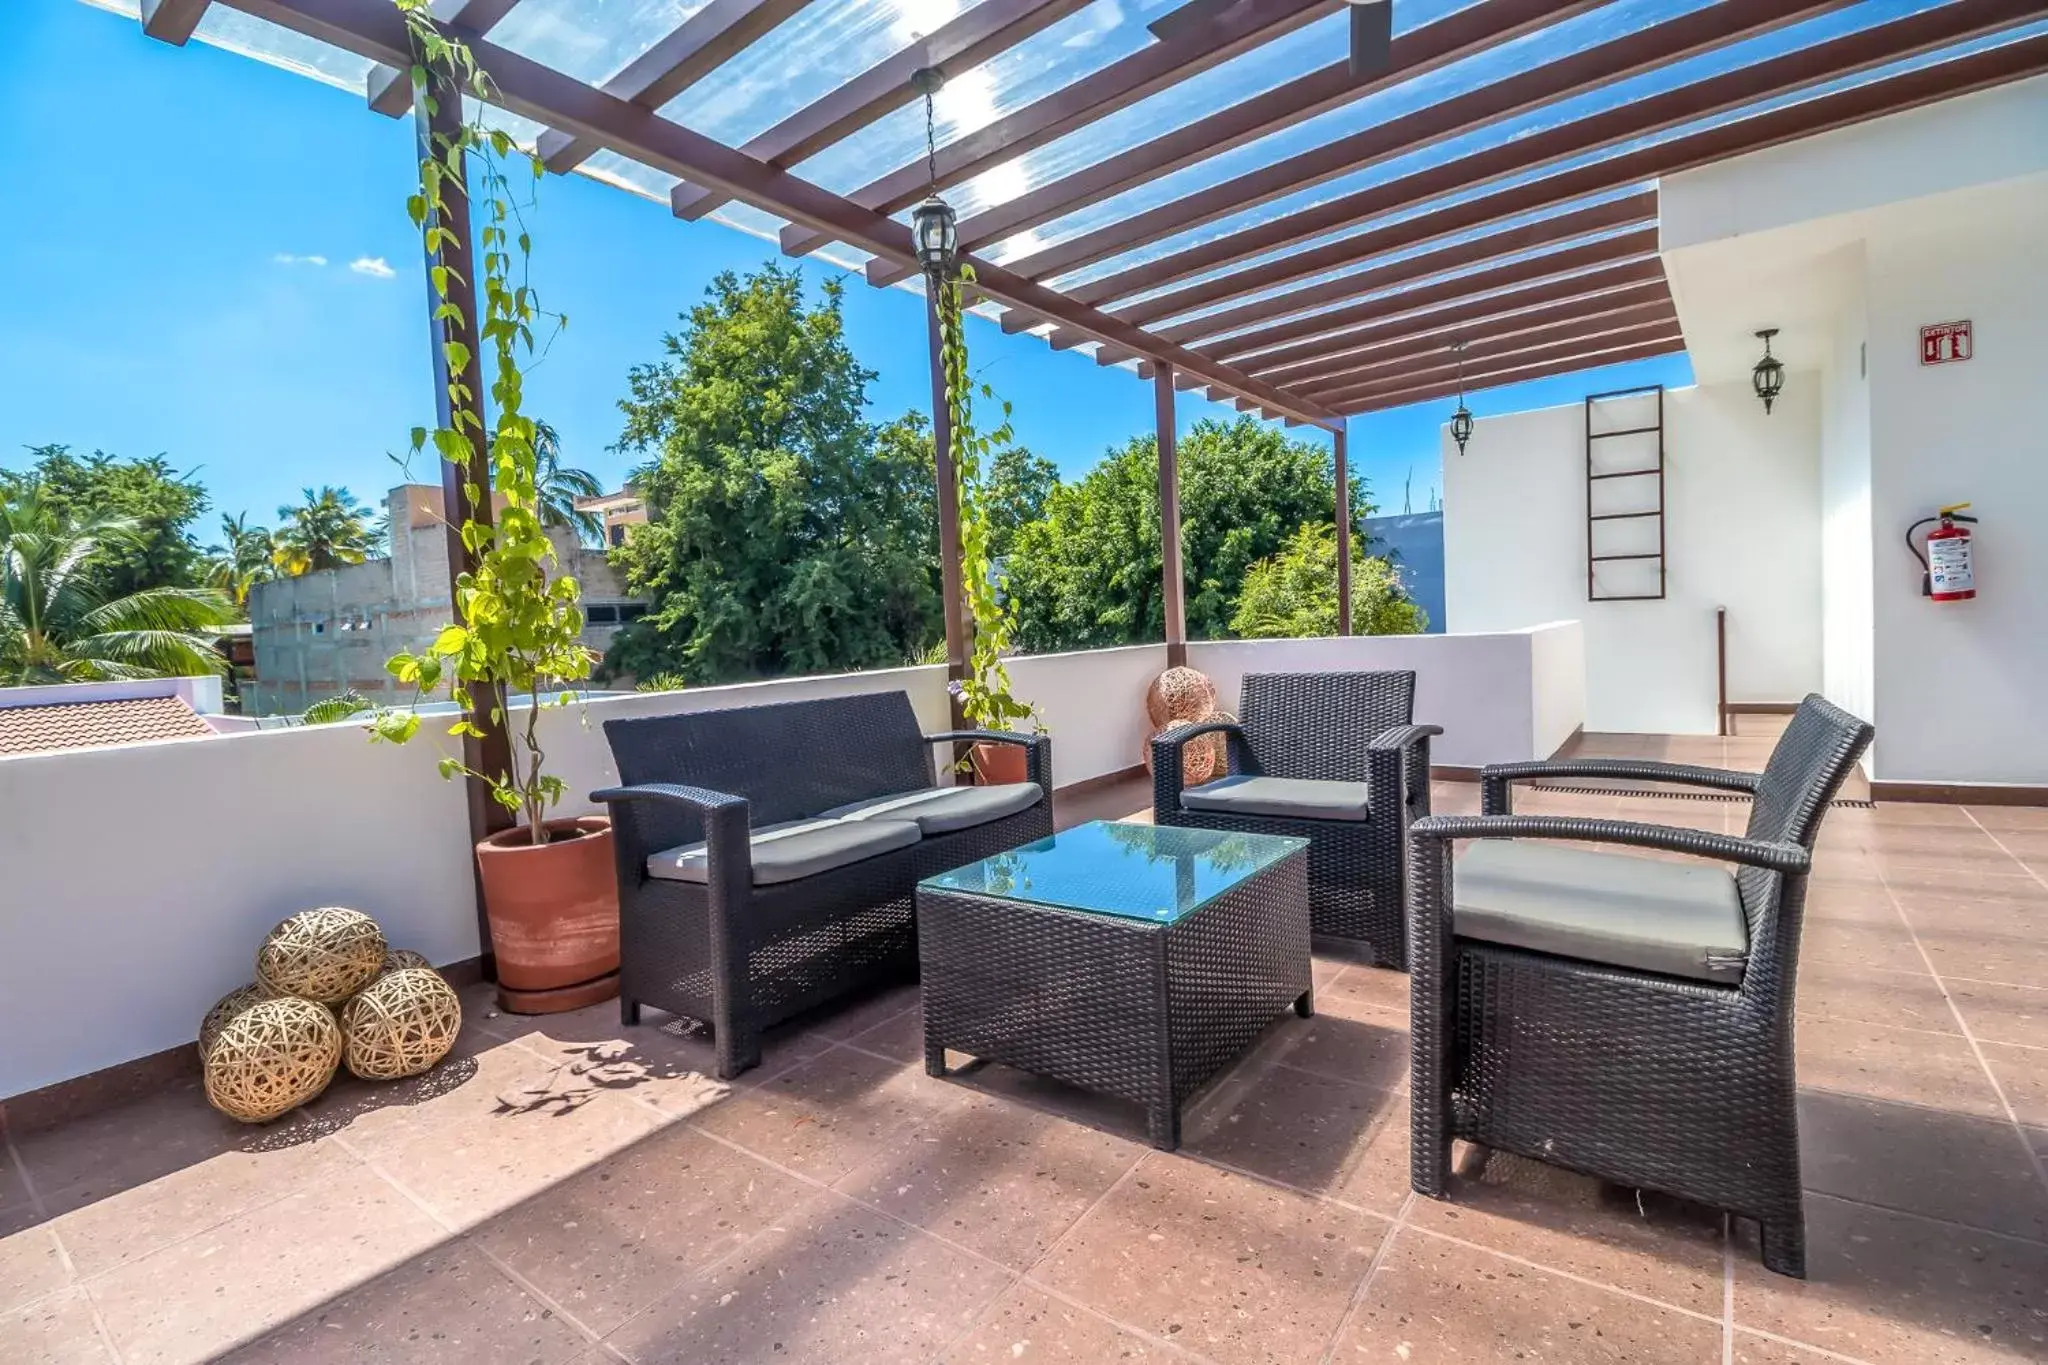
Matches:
[380,948,432,974]
[203,997,342,1124]
[1145,666,1218,727]
[1150,710,1236,787]
[198,981,275,1062]
[340,969,462,1081]
[255,908,387,1004]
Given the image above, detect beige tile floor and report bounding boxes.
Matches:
[4,725,2046,1363]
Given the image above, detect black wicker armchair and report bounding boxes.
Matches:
[1407,694,1874,1277]
[593,691,1052,1078]
[1153,670,1439,969]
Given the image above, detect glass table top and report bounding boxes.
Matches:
[920,821,1307,925]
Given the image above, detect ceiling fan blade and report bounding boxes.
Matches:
[1349,1,1392,80]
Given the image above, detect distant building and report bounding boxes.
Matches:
[1360,511,1446,634]
[0,677,234,757]
[244,485,646,716]
[574,487,648,549]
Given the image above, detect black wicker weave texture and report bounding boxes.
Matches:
[1152,670,1434,968]
[919,835,1310,1150]
[595,691,1053,1079]
[1408,693,1874,1280]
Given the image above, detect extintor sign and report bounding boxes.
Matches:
[1920,320,1972,365]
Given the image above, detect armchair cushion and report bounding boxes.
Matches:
[823,783,1044,834]
[1180,775,1371,822]
[647,817,921,886]
[1453,840,1748,984]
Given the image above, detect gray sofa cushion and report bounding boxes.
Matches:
[647,817,921,886]
[1453,840,1749,984]
[823,783,1043,835]
[1180,775,1371,822]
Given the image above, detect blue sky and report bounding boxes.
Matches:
[0,0,1690,536]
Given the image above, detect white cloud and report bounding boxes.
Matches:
[272,253,328,267]
[349,256,397,279]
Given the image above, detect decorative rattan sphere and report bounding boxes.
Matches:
[203,997,342,1124]
[1145,666,1218,727]
[255,908,387,1004]
[1149,710,1237,787]
[340,968,462,1081]
[198,982,275,1062]
[380,948,432,974]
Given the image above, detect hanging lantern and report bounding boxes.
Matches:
[1448,340,1473,455]
[909,68,958,282]
[1752,327,1785,414]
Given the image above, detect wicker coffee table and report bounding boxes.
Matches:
[916,820,1311,1149]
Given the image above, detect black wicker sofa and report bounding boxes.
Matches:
[592,691,1052,1078]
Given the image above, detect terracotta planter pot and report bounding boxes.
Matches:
[970,742,1030,786]
[474,815,620,1014]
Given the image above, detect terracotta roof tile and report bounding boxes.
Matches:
[0,696,215,757]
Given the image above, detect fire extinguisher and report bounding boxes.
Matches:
[1905,502,1977,601]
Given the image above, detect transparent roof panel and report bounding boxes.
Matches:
[1030,0,1929,289]
[487,0,716,88]
[793,0,1186,200]
[80,0,379,91]
[1053,2,2020,304]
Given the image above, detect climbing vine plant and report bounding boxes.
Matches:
[934,266,1037,733]
[370,0,593,846]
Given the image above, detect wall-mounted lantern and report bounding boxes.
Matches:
[909,68,958,281]
[1449,340,1474,455]
[1752,327,1785,414]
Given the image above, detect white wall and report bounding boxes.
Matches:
[1819,252,1874,731]
[1003,644,1169,786]
[1188,624,1584,769]
[1443,382,1821,734]
[1863,181,2048,785]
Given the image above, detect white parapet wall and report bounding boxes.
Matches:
[0,633,1579,1100]
[1188,624,1584,770]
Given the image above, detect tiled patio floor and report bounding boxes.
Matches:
[5,735,2047,1362]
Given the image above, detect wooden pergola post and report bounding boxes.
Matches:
[1156,366,1187,668]
[416,66,515,967]
[1334,423,1353,635]
[927,292,970,726]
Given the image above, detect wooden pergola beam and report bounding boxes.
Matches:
[1220,236,1662,374]
[1314,322,1686,408]
[1089,0,2048,315]
[1262,277,1672,388]
[1161,192,1656,350]
[219,0,1342,427]
[366,0,524,117]
[1338,336,1688,415]
[530,0,810,170]
[1297,301,1679,400]
[1002,0,1838,286]
[863,0,1599,286]
[672,0,1093,222]
[142,0,214,44]
[779,0,1334,263]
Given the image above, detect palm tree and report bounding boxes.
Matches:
[273,486,374,576]
[206,512,278,606]
[531,422,604,545]
[0,493,237,683]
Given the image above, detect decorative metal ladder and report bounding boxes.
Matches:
[1584,382,1666,602]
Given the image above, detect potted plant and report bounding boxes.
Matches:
[372,5,613,1012]
[933,265,1042,785]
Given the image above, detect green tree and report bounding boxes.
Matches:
[0,492,236,683]
[985,446,1058,559]
[1006,416,1362,651]
[206,512,279,606]
[273,486,374,576]
[1230,523,1428,639]
[2,445,210,595]
[604,265,941,683]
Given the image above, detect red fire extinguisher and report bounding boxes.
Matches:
[1906,502,1977,601]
